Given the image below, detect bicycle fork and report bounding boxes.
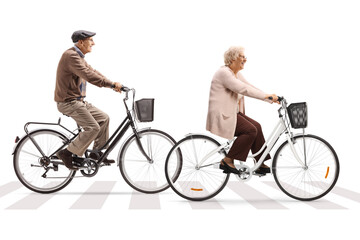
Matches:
[285,133,307,169]
[129,117,153,164]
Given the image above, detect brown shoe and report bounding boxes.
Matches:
[89,152,115,164]
[56,149,76,170]
[220,159,239,174]
[255,163,271,174]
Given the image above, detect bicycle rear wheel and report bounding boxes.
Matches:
[272,134,339,201]
[165,134,229,201]
[13,129,76,193]
[119,129,180,193]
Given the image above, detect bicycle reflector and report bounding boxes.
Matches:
[191,188,203,191]
[325,166,330,179]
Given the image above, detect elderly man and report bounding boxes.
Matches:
[55,30,122,169]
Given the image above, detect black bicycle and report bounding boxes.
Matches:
[12,87,181,194]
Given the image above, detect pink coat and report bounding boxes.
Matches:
[206,66,270,139]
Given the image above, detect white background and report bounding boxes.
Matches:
[1,0,359,239]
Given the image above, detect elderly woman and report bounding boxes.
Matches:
[206,46,278,174]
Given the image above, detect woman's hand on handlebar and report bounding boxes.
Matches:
[266,94,280,104]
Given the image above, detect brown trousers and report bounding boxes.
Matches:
[227,112,271,162]
[57,101,109,156]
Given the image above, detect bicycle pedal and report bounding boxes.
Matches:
[253,172,267,177]
[72,156,85,164]
[99,163,111,167]
[72,161,82,167]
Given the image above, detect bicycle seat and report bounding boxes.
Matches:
[60,114,81,129]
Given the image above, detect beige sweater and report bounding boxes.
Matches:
[206,66,269,139]
[54,47,112,102]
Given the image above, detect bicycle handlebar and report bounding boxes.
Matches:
[121,86,131,92]
[119,85,136,113]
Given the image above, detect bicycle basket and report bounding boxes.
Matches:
[135,98,154,122]
[287,102,307,129]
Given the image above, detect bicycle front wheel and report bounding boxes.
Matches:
[272,134,339,201]
[13,129,76,193]
[119,129,179,193]
[165,134,229,201]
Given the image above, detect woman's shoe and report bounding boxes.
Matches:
[220,160,239,174]
[255,166,271,174]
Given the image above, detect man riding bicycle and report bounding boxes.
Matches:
[54,30,122,170]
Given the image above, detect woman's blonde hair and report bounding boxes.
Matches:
[224,46,245,66]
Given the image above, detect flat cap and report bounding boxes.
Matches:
[71,30,96,43]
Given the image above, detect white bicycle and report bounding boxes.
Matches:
[165,97,339,201]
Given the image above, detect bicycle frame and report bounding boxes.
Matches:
[197,98,306,173]
[96,88,152,164]
[249,117,305,172]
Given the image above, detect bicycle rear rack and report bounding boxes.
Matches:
[24,117,81,136]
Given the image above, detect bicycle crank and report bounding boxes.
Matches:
[80,159,99,177]
[235,164,252,182]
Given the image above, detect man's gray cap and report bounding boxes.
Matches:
[71,30,96,43]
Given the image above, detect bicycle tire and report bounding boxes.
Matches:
[272,134,339,201]
[13,129,76,193]
[165,134,230,201]
[119,129,180,193]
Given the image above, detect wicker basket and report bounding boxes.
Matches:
[287,102,307,129]
[135,98,154,122]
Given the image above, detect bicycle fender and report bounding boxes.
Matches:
[12,129,68,155]
[12,133,28,155]
[292,133,308,138]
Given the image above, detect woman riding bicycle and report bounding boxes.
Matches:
[206,46,279,175]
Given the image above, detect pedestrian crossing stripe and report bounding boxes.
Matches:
[0,181,358,210]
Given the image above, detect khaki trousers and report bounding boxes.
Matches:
[57,101,109,156]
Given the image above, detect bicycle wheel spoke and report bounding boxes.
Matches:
[21,149,42,158]
[123,159,149,163]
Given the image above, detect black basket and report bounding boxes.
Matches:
[135,98,154,122]
[287,102,307,129]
